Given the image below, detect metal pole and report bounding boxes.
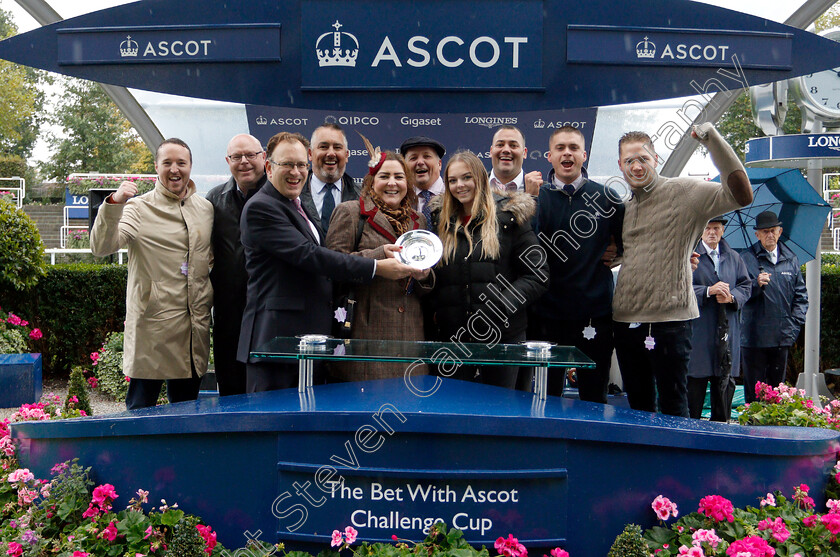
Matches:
[804,122,824,403]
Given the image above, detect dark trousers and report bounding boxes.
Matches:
[741,346,789,403]
[246,361,299,393]
[214,333,247,396]
[687,375,735,422]
[125,365,202,411]
[446,331,526,390]
[614,320,692,417]
[529,315,613,403]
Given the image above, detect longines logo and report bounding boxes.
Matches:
[316,21,359,67]
[808,135,840,152]
[464,116,517,129]
[634,35,730,62]
[117,33,212,58]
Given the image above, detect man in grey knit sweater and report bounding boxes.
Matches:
[612,123,752,417]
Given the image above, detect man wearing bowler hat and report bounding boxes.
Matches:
[740,210,808,402]
[688,216,751,421]
[400,136,446,229]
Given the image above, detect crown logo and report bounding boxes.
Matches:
[256,115,268,125]
[533,119,545,129]
[120,35,139,57]
[636,36,656,59]
[316,20,359,67]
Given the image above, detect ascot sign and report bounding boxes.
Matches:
[3,0,840,112]
[301,1,542,90]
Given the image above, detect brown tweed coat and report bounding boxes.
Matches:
[325,196,431,381]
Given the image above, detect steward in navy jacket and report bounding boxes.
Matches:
[740,240,808,348]
[532,170,624,322]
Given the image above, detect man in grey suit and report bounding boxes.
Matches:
[299,123,360,236]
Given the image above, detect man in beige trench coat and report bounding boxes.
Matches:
[91,138,214,410]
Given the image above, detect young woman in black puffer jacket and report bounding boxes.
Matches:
[429,150,549,389]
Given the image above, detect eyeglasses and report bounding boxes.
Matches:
[227,151,264,162]
[268,160,310,171]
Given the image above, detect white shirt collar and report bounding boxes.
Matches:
[702,241,719,255]
[489,169,524,192]
[551,173,586,192]
[310,174,343,193]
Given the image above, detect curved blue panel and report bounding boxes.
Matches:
[10,378,839,556]
[1,0,840,111]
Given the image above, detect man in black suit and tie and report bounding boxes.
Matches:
[237,131,417,392]
[298,124,360,237]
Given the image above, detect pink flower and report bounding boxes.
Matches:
[677,546,704,557]
[125,377,131,383]
[331,530,344,548]
[6,313,21,326]
[144,526,154,539]
[6,542,23,557]
[82,504,100,519]
[759,493,775,507]
[101,521,118,541]
[87,376,98,388]
[793,484,815,510]
[90,352,100,363]
[652,495,679,521]
[757,517,790,543]
[136,488,149,503]
[698,495,735,523]
[7,468,34,483]
[344,526,358,544]
[803,514,818,528]
[495,534,527,557]
[548,549,569,557]
[195,524,217,554]
[827,499,840,513]
[28,329,42,340]
[822,513,840,534]
[92,484,118,510]
[725,536,775,556]
[692,529,721,549]
[72,553,89,557]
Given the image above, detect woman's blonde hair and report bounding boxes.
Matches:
[439,150,499,263]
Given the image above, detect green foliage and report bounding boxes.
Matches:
[93,331,129,401]
[64,229,90,249]
[41,78,154,181]
[716,91,801,161]
[608,524,648,557]
[0,198,45,291]
[0,263,127,376]
[165,515,206,557]
[0,154,25,178]
[0,326,26,354]
[0,7,47,160]
[66,366,93,416]
[66,175,155,196]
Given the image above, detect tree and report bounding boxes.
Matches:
[0,7,47,160]
[41,78,154,181]
[716,91,802,161]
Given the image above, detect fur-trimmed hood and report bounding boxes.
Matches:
[427,190,535,225]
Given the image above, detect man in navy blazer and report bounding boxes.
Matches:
[237,131,416,392]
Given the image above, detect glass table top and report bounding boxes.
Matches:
[251,337,595,368]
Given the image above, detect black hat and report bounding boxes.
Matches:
[708,216,728,225]
[753,211,782,230]
[399,136,446,159]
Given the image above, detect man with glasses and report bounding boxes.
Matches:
[206,133,266,396]
[299,123,359,236]
[237,132,420,392]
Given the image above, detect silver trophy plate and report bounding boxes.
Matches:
[395,230,443,270]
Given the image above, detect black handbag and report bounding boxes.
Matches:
[333,213,368,338]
